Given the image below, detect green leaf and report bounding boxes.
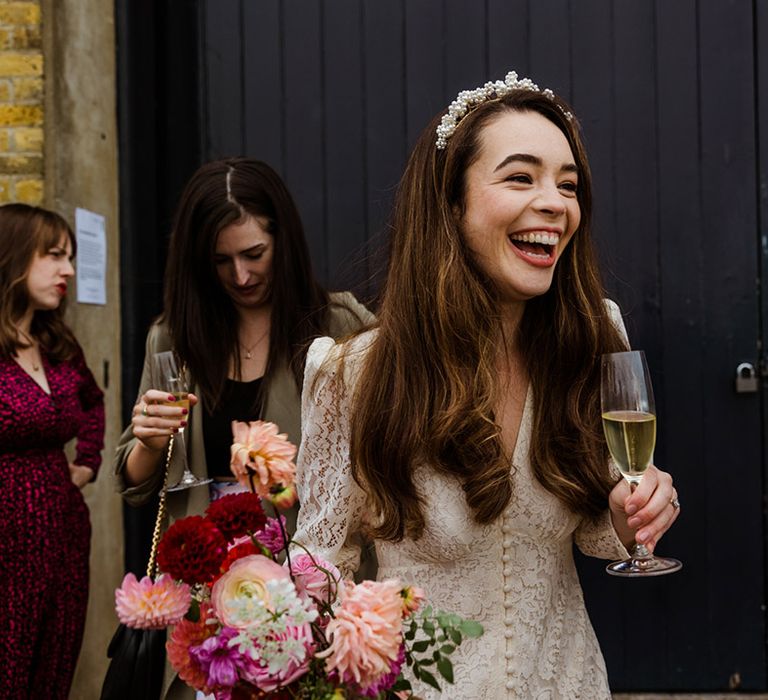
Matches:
[423,620,436,638]
[392,679,412,691]
[412,640,431,653]
[449,628,463,645]
[437,657,454,683]
[185,599,200,622]
[459,620,485,638]
[440,644,456,654]
[405,619,418,641]
[420,669,441,691]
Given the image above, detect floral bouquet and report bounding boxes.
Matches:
[114,421,482,699]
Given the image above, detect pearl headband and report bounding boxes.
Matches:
[435,70,572,150]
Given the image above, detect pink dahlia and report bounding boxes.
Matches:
[166,602,218,693]
[230,420,297,497]
[241,622,314,692]
[289,553,342,607]
[115,573,191,629]
[319,579,404,690]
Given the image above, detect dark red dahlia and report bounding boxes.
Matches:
[157,516,227,585]
[205,492,267,542]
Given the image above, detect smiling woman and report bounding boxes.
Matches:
[0,203,105,700]
[459,110,581,305]
[293,72,680,699]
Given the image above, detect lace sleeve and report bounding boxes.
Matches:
[293,336,367,578]
[574,510,630,560]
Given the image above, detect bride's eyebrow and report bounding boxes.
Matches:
[494,153,540,171]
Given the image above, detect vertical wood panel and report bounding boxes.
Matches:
[757,4,768,684]
[569,0,615,280]
[405,0,445,148]
[202,0,244,157]
[363,0,406,294]
[283,0,325,278]
[528,0,571,98]
[698,0,764,689]
[242,0,282,169]
[487,0,529,78]
[651,0,708,688]
[323,0,367,291]
[444,0,486,99]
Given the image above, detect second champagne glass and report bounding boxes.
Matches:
[152,351,212,491]
[601,350,681,577]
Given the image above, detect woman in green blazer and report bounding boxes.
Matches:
[113,158,373,699]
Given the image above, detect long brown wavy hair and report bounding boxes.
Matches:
[349,89,628,542]
[162,158,330,410]
[0,203,78,361]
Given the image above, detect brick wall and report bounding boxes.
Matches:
[0,1,42,204]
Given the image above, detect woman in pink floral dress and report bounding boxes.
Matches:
[0,204,104,699]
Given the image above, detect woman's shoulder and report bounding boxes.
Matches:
[145,319,173,352]
[327,291,375,337]
[305,329,377,383]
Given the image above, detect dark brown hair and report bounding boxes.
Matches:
[162,158,330,409]
[349,89,628,542]
[0,203,78,361]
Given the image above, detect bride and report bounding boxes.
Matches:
[294,72,680,699]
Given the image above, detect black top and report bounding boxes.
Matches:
[202,377,264,479]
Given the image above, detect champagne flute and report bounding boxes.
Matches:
[152,351,212,491]
[601,350,681,577]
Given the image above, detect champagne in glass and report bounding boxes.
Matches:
[601,350,681,577]
[152,351,212,491]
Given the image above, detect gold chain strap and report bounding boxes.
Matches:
[146,435,174,578]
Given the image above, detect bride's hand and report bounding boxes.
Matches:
[608,465,680,551]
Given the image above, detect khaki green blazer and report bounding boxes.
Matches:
[114,291,374,524]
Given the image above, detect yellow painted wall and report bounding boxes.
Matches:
[0,1,43,204]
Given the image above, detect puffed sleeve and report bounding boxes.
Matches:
[573,298,631,560]
[292,336,368,578]
[72,344,105,476]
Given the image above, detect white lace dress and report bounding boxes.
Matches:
[294,331,629,700]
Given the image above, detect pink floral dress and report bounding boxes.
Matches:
[0,344,104,699]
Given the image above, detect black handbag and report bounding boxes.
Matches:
[100,438,175,700]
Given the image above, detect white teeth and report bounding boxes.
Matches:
[509,232,560,245]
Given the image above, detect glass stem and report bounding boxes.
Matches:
[631,542,653,566]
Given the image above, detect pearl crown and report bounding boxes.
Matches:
[435,71,572,150]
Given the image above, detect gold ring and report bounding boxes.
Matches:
[142,403,149,417]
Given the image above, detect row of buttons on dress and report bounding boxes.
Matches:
[501,517,516,691]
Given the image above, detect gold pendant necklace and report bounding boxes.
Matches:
[241,328,269,360]
[17,328,40,371]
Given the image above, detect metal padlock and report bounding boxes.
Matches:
[735,362,758,393]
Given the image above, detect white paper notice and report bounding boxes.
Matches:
[75,207,107,305]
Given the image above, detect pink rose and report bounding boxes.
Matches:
[289,553,342,606]
[210,554,290,629]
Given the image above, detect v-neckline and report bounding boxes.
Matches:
[12,355,52,396]
[510,383,532,467]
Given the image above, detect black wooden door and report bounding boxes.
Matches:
[119,0,768,691]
